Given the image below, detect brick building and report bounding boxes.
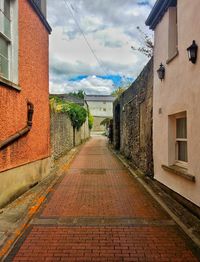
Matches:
[0,0,51,207]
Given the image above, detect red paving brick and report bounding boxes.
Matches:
[41,169,168,218]
[5,137,200,261]
[10,226,198,262]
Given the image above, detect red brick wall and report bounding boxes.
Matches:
[0,0,50,172]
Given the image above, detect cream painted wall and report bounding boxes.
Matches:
[0,157,51,208]
[153,0,200,206]
[87,101,113,118]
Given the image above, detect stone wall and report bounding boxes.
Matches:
[51,112,90,159]
[113,58,153,176]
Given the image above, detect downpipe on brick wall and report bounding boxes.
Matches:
[0,101,34,150]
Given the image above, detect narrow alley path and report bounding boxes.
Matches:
[5,136,199,261]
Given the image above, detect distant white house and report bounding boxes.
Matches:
[85,95,115,131]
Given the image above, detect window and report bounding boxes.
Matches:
[103,108,106,112]
[0,0,11,79]
[0,0,18,83]
[168,111,188,168]
[176,116,187,163]
[168,4,178,61]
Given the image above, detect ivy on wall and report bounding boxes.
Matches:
[50,96,88,130]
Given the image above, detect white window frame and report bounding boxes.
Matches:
[0,0,18,84]
[175,113,188,168]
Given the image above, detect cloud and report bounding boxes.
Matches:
[47,0,156,94]
[50,75,115,95]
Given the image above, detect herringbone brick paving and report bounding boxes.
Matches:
[5,137,200,261]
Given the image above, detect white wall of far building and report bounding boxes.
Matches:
[87,101,113,118]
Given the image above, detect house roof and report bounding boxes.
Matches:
[28,0,52,33]
[50,94,85,106]
[145,0,177,30]
[85,95,115,102]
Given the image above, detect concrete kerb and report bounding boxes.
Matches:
[110,147,200,250]
[0,142,84,261]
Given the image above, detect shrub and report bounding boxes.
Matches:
[50,97,87,130]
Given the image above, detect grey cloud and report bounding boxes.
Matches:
[103,40,123,48]
[50,57,103,78]
[50,55,148,84]
[48,0,155,94]
[47,0,154,38]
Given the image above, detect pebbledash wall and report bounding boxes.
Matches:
[113,59,153,176]
[50,112,90,159]
[0,1,51,208]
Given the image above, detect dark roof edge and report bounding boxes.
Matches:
[86,99,114,102]
[145,0,176,30]
[85,95,114,97]
[28,0,52,34]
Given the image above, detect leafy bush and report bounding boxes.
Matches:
[88,111,94,130]
[50,96,87,130]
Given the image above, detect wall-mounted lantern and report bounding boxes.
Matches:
[157,63,165,80]
[187,40,198,64]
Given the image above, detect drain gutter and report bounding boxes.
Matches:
[0,101,34,150]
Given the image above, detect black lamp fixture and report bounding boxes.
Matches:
[157,63,165,80]
[187,40,198,64]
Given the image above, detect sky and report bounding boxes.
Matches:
[47,0,156,95]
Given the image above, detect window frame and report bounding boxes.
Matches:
[0,0,18,87]
[175,113,188,168]
[0,0,11,79]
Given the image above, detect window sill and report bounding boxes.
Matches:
[166,50,179,64]
[161,164,195,182]
[0,76,21,92]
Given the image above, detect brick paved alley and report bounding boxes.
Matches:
[4,136,200,261]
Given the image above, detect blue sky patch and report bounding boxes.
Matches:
[68,74,134,88]
[137,0,150,6]
[69,75,88,81]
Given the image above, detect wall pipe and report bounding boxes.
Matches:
[0,101,34,150]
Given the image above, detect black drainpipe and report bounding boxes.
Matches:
[0,101,34,150]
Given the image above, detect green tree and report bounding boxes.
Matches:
[69,90,85,99]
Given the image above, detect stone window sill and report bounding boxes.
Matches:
[0,76,21,92]
[166,50,179,64]
[161,164,195,182]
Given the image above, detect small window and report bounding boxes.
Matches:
[103,108,106,111]
[176,116,187,163]
[168,5,178,61]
